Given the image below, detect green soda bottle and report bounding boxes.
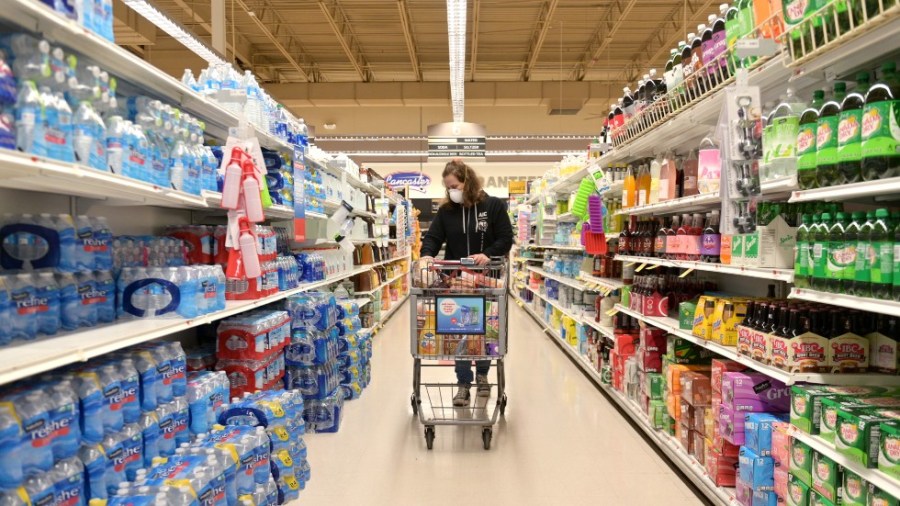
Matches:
[852,211,875,297]
[871,208,893,300]
[826,212,849,293]
[843,211,865,291]
[861,62,900,181]
[797,89,826,189]
[737,0,757,68]
[794,214,812,288]
[893,214,900,301]
[816,82,847,188]
[837,72,870,185]
[812,213,832,291]
[782,0,814,60]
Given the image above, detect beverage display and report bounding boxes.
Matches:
[862,62,900,181]
[815,83,847,188]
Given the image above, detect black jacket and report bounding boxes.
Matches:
[421,194,514,261]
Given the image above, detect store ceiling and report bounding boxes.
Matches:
[117,0,719,140]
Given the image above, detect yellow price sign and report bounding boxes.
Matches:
[679,268,695,278]
[635,263,647,272]
[605,308,619,317]
[646,264,660,270]
[601,287,613,297]
[625,262,636,267]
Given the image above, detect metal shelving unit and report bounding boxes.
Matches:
[614,255,795,282]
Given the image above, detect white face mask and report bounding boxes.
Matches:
[448,188,464,204]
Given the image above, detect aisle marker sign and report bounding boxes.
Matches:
[427,122,487,159]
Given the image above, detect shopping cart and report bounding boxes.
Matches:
[410,258,509,450]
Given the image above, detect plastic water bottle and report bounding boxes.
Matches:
[166,342,188,398]
[0,404,23,488]
[181,69,199,93]
[51,91,75,162]
[74,215,95,270]
[97,364,124,434]
[119,423,144,481]
[53,213,78,271]
[55,272,77,331]
[171,397,190,447]
[33,271,61,336]
[50,456,84,505]
[94,270,116,323]
[118,358,142,424]
[22,471,55,506]
[71,372,105,444]
[100,431,125,490]
[14,81,43,155]
[91,217,113,270]
[42,379,82,461]
[11,390,55,474]
[79,443,109,502]
[7,273,36,340]
[105,115,125,175]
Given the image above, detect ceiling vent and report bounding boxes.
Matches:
[548,108,581,116]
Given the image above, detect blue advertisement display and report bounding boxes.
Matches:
[435,296,486,335]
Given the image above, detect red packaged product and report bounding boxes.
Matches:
[705,447,738,487]
[680,371,712,406]
[771,421,791,468]
[711,359,749,393]
[615,334,639,356]
[692,406,708,433]
[691,431,707,464]
[710,429,741,458]
[639,327,667,351]
[678,423,694,453]
[640,349,663,373]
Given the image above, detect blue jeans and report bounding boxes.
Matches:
[455,360,490,385]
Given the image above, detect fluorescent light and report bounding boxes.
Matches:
[446,0,466,123]
[317,135,595,141]
[123,0,228,66]
[335,151,585,157]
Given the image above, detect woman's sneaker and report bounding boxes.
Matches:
[453,384,471,406]
[476,374,491,397]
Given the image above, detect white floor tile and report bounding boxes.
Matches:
[293,301,708,505]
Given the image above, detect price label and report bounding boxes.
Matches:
[602,287,613,297]
[646,264,660,270]
[625,262,636,267]
[606,308,619,317]
[635,263,647,272]
[679,268,695,278]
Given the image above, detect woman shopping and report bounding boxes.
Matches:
[419,159,514,407]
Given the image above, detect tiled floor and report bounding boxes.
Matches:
[298,301,709,506]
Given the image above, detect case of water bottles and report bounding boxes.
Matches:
[262,149,294,208]
[117,265,226,320]
[216,311,291,362]
[166,225,228,266]
[1,214,113,272]
[113,235,188,270]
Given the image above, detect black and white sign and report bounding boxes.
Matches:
[427,122,486,159]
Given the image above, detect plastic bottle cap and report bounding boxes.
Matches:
[876,209,889,218]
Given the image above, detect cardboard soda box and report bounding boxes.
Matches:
[868,483,900,506]
[712,359,748,393]
[821,395,900,443]
[791,385,841,435]
[740,216,797,269]
[790,438,814,486]
[786,472,811,506]
[879,421,900,479]
[811,450,842,503]
[710,298,750,346]
[810,490,837,506]
[835,408,900,468]
[693,295,718,340]
[843,468,869,506]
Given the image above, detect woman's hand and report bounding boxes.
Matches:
[470,253,490,266]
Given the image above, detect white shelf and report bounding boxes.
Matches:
[614,255,795,282]
[789,288,900,318]
[512,257,543,263]
[789,429,900,499]
[789,176,900,204]
[511,293,735,506]
[0,0,290,150]
[526,266,587,291]
[203,191,293,220]
[578,271,624,292]
[614,304,900,387]
[0,264,377,387]
[525,285,588,324]
[354,269,409,296]
[524,244,584,252]
[580,316,615,341]
[553,213,579,223]
[375,293,409,329]
[615,192,721,217]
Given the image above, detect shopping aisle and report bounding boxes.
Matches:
[300,300,707,506]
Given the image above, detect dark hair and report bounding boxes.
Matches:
[441,159,486,208]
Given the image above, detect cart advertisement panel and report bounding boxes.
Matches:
[435,296,486,335]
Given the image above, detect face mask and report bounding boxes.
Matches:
[448,188,464,204]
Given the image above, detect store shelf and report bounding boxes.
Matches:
[789,288,900,318]
[512,293,735,506]
[615,192,721,217]
[0,149,210,209]
[203,192,294,220]
[581,317,615,341]
[789,176,900,204]
[615,255,794,282]
[614,304,900,387]
[354,269,409,296]
[0,264,380,387]
[526,266,587,291]
[524,244,584,252]
[512,257,543,263]
[0,0,292,150]
[579,271,624,292]
[525,285,588,324]
[789,428,900,499]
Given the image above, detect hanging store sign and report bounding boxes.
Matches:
[385,172,431,193]
[427,122,487,159]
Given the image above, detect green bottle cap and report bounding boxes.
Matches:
[876,208,889,218]
[851,211,866,221]
[834,82,847,93]
[813,89,825,100]
[822,212,832,221]
[857,71,870,83]
[867,211,876,219]
[836,212,847,221]
[802,214,811,224]
[884,62,897,73]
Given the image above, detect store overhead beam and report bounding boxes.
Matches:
[469,0,480,81]
[318,0,374,82]
[570,0,639,81]
[233,0,323,82]
[521,0,559,82]
[627,0,718,78]
[397,0,422,82]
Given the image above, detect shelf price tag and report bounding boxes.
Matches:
[635,263,647,272]
[624,262,636,267]
[602,287,613,296]
[606,308,619,317]
[646,264,660,270]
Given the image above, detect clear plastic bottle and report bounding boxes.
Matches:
[15,81,44,155]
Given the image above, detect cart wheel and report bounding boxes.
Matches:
[482,428,492,450]
[499,394,508,416]
[410,394,418,416]
[425,427,435,450]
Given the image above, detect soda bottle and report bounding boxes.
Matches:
[816,82,847,188]
[663,49,679,106]
[812,213,832,290]
[797,89,825,189]
[861,62,900,181]
[843,211,865,291]
[794,214,812,288]
[826,212,850,292]
[736,0,756,68]
[852,211,875,297]
[870,208,893,299]
[622,165,636,208]
[636,164,651,207]
[725,2,741,73]
[837,72,870,185]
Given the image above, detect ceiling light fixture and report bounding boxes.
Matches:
[446,0,467,123]
[123,0,228,66]
[334,150,585,157]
